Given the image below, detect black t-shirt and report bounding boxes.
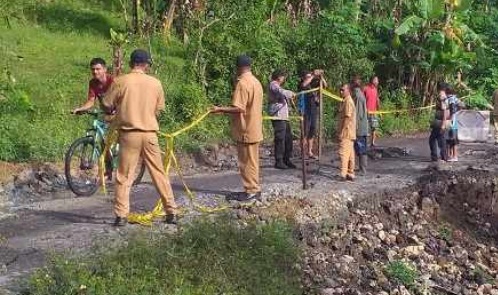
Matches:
[299,77,320,116]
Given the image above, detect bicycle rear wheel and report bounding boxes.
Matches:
[110,143,146,185]
[65,136,100,196]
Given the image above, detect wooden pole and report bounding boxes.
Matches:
[318,78,324,166]
[300,117,308,189]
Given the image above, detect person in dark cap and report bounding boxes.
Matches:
[211,54,264,201]
[103,49,178,226]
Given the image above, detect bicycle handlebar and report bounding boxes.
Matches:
[71,110,104,116]
[72,109,116,116]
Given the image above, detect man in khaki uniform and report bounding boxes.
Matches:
[103,49,177,226]
[493,89,498,144]
[337,83,357,181]
[211,55,263,201]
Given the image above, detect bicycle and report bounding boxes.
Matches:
[64,110,145,196]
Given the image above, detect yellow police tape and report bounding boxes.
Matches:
[99,114,305,225]
[321,88,435,115]
[264,115,303,121]
[99,128,118,196]
[98,86,433,226]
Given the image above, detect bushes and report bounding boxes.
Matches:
[4,0,497,162]
[24,218,301,295]
[378,89,434,135]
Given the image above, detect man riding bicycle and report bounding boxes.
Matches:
[71,57,115,180]
[72,57,114,114]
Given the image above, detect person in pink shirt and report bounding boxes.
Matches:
[364,76,380,147]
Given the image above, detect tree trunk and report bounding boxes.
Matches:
[112,47,123,77]
[422,76,430,106]
[407,66,416,92]
[163,0,177,40]
[132,0,141,34]
[355,0,363,21]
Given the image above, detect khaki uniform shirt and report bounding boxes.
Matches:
[493,89,498,117]
[103,70,165,131]
[338,95,356,140]
[231,72,264,143]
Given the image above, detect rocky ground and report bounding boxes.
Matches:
[1,135,498,294]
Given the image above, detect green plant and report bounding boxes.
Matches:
[377,89,434,135]
[3,0,498,162]
[438,224,453,242]
[0,68,34,113]
[23,217,302,295]
[385,260,419,287]
[391,0,480,103]
[472,266,495,285]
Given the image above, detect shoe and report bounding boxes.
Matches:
[284,161,297,169]
[309,154,317,160]
[113,216,127,227]
[346,175,355,181]
[226,191,246,201]
[243,191,261,202]
[164,214,178,225]
[339,176,354,182]
[274,162,287,169]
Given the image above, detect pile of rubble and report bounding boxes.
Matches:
[3,163,67,209]
[297,170,498,295]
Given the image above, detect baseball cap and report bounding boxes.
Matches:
[236,55,252,67]
[130,49,152,65]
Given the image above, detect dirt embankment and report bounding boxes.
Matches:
[236,169,498,295]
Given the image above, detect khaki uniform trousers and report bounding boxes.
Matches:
[339,139,355,178]
[115,131,177,217]
[236,142,261,193]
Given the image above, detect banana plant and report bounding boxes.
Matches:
[109,28,129,77]
[392,0,481,102]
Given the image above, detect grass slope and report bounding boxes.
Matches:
[0,0,216,161]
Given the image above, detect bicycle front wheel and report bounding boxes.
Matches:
[65,136,100,196]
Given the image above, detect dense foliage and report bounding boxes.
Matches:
[1,0,498,161]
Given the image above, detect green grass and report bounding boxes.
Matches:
[0,0,123,161]
[23,218,302,295]
[0,0,228,161]
[438,224,453,242]
[0,0,430,162]
[385,260,418,288]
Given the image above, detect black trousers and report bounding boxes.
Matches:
[272,120,293,163]
[429,127,447,161]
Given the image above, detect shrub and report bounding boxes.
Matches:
[385,260,418,288]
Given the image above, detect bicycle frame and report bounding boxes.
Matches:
[84,116,108,163]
